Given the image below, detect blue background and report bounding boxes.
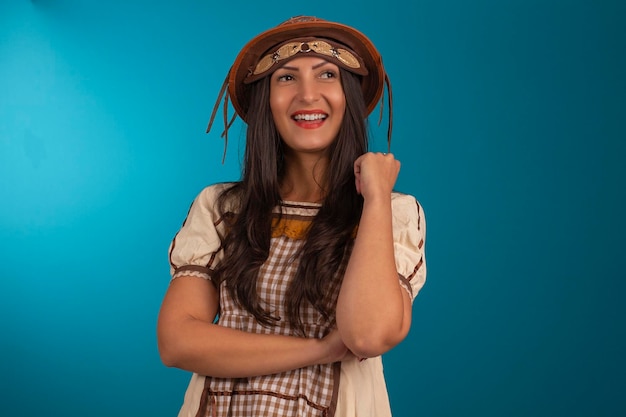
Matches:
[1,0,625,416]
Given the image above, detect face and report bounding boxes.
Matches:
[269,56,346,156]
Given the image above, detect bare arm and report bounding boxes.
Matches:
[336,152,412,358]
[157,276,348,378]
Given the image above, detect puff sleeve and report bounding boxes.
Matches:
[391,192,427,302]
[168,184,231,282]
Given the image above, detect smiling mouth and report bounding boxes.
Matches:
[292,113,328,121]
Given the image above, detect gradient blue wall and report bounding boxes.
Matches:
[1,1,624,416]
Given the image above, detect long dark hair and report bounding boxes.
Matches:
[213,69,369,334]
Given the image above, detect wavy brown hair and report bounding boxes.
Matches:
[213,69,368,334]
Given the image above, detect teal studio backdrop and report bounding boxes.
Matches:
[1,0,625,416]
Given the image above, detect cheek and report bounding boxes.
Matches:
[332,90,347,118]
[269,82,283,114]
[269,91,279,115]
[269,93,285,127]
[269,91,289,138]
[270,91,292,123]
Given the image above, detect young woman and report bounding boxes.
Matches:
[157,16,427,417]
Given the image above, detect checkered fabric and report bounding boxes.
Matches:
[169,184,427,417]
[198,201,343,417]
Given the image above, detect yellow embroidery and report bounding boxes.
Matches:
[271,217,358,239]
[271,217,312,240]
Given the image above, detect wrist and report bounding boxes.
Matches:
[362,191,392,206]
[311,337,331,366]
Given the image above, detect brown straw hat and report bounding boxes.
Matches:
[207,16,392,161]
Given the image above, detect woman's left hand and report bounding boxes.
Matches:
[340,151,411,358]
[353,152,400,199]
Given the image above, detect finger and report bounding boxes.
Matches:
[354,158,363,194]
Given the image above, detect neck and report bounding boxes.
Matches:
[280,153,328,203]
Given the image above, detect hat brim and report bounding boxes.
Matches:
[228,18,385,122]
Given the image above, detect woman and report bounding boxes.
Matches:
[157,16,426,417]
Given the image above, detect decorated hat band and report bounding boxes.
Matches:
[245,38,368,84]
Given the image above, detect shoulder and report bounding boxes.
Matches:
[179,182,240,228]
[391,191,424,217]
[391,191,418,205]
[196,182,237,201]
[194,182,239,209]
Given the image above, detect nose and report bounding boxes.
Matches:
[297,77,320,103]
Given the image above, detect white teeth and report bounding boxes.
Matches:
[293,113,327,121]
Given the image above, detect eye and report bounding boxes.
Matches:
[275,73,294,82]
[320,70,338,79]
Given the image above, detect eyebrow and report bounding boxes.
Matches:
[279,61,332,71]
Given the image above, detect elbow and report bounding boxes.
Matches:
[342,327,408,359]
[158,345,179,368]
[338,311,412,358]
[157,338,179,368]
[349,340,391,359]
[157,326,186,368]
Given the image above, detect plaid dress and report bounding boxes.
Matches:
[168,183,426,417]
